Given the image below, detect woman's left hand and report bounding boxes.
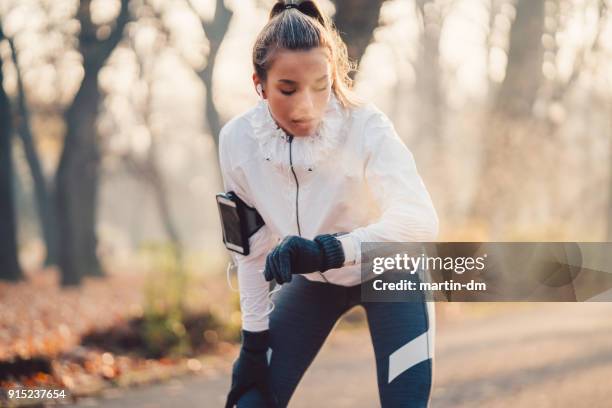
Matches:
[263,234,345,284]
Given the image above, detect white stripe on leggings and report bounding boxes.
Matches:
[388,330,431,383]
[388,302,436,383]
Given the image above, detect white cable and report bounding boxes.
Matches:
[262,278,283,318]
[226,261,283,318]
[226,260,240,292]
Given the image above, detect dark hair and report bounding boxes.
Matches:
[252,0,361,108]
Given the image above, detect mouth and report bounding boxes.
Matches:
[292,119,316,128]
[293,118,314,122]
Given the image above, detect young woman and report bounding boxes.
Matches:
[219,1,439,406]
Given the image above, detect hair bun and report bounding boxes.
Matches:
[270,1,327,27]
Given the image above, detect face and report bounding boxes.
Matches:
[254,47,332,137]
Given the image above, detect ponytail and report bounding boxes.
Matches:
[269,1,327,26]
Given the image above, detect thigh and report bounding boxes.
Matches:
[238,276,349,407]
[363,300,435,408]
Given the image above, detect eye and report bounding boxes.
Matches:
[315,81,330,92]
[281,90,296,96]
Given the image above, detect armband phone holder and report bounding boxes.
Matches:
[216,191,265,256]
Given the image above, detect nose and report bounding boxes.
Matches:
[294,89,316,118]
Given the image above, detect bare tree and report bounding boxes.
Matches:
[332,0,388,72]
[6,34,59,267]
[185,0,233,148]
[469,0,546,235]
[0,24,24,282]
[126,30,183,249]
[56,0,131,285]
[415,0,445,143]
[494,0,545,118]
[608,97,612,240]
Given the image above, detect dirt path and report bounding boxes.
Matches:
[72,303,612,407]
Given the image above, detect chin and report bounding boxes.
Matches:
[291,123,319,137]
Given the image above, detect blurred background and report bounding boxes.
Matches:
[1,0,611,406]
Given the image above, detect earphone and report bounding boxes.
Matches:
[256,84,264,98]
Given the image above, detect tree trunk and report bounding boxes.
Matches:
[195,0,233,149]
[494,0,545,118]
[7,36,59,266]
[0,26,24,282]
[332,0,388,74]
[140,51,182,248]
[469,0,545,235]
[199,62,222,147]
[55,0,130,285]
[56,71,103,285]
[415,0,443,143]
[149,159,181,247]
[607,100,612,241]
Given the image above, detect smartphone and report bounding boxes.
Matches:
[216,193,250,255]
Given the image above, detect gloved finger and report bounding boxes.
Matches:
[257,382,279,408]
[273,250,285,285]
[224,388,240,408]
[269,246,284,285]
[279,249,293,283]
[266,244,283,282]
[279,235,294,247]
[225,383,252,408]
[265,245,283,285]
[264,252,275,282]
[253,373,275,406]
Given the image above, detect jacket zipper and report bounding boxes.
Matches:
[287,135,302,236]
[288,135,329,283]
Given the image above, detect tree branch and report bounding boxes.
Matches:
[79,0,132,74]
[551,0,608,101]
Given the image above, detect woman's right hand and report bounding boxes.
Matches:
[225,330,278,407]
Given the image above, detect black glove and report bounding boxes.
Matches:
[225,330,277,408]
[264,234,345,284]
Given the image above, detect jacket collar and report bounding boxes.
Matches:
[249,93,349,172]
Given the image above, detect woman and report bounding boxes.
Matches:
[220,1,439,406]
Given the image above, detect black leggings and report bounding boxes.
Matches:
[237,275,434,407]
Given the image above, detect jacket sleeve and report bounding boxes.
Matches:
[342,112,439,263]
[219,123,275,332]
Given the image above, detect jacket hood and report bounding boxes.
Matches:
[249,93,350,173]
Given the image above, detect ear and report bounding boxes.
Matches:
[252,73,266,99]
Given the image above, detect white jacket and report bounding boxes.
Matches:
[219,94,439,332]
